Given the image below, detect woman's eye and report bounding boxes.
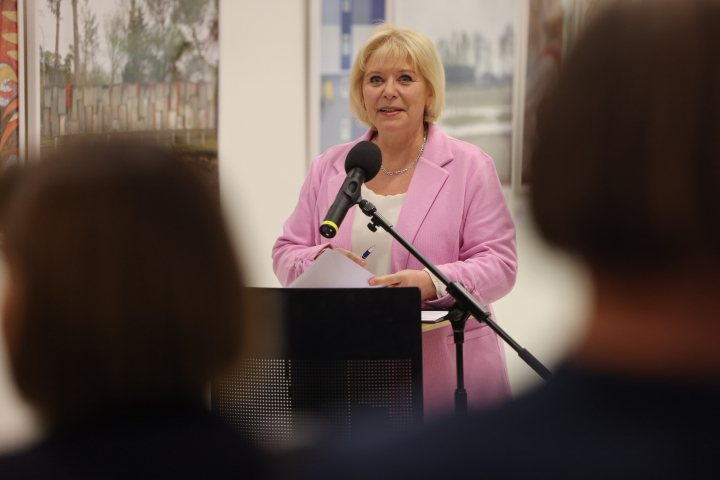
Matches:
[400,75,413,82]
[370,76,383,83]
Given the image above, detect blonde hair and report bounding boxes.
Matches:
[349,24,445,129]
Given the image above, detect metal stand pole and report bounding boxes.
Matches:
[357,199,552,415]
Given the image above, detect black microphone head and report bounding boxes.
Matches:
[345,141,382,182]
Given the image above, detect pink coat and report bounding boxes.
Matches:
[272,124,517,419]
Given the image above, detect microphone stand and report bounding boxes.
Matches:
[358,199,552,416]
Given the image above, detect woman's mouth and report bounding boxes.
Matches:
[379,108,403,116]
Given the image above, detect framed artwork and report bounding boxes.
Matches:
[391,0,515,186]
[0,0,18,171]
[21,0,219,168]
[309,0,513,184]
[309,0,601,191]
[309,0,386,163]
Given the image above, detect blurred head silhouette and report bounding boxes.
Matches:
[532,0,720,377]
[0,141,244,426]
[533,0,720,273]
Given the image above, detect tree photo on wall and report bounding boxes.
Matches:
[37,0,219,162]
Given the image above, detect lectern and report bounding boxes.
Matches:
[211,287,423,448]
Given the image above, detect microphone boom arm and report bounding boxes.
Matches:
[357,199,552,384]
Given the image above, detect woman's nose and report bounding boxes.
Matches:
[383,80,398,98]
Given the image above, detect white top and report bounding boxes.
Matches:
[350,185,447,299]
[351,185,406,277]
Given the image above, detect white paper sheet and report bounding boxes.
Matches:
[421,311,448,323]
[288,249,385,289]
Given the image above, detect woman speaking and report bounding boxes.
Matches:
[273,24,517,418]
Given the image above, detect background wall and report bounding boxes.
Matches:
[219,0,309,288]
[0,0,590,453]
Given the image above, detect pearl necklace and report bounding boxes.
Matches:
[374,127,428,176]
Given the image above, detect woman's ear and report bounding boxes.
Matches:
[425,92,434,118]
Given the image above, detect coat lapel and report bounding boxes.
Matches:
[392,125,452,271]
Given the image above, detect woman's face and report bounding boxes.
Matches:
[361,51,431,136]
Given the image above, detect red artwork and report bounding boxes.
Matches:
[0,0,17,169]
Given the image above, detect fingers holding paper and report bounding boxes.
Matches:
[336,248,367,268]
[369,269,437,301]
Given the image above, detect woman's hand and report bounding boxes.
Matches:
[369,269,437,301]
[336,248,367,268]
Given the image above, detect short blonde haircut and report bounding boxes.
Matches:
[349,24,445,129]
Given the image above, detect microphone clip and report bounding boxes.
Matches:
[359,199,384,233]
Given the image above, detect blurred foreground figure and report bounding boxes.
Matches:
[0,142,266,479]
[303,1,720,478]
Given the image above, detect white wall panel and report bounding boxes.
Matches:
[218,0,308,288]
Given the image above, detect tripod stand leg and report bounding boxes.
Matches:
[448,306,472,416]
[455,341,467,414]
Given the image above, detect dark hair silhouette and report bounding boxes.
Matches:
[532,0,720,271]
[2,141,244,424]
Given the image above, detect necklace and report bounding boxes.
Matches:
[374,127,427,176]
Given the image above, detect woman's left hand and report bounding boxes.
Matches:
[369,269,437,301]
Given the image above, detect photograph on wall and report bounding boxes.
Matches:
[393,0,514,185]
[317,0,513,185]
[319,0,385,154]
[37,0,218,168]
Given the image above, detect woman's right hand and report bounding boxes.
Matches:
[336,248,367,268]
[315,247,367,268]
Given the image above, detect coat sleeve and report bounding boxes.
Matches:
[272,158,333,287]
[422,155,517,310]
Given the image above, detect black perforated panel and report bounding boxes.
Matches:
[216,359,292,446]
[212,288,423,447]
[215,358,415,446]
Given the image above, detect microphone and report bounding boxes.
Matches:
[320,141,382,238]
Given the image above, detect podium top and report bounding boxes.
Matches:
[242,287,423,361]
[421,320,450,333]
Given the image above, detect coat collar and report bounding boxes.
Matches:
[420,123,454,168]
[326,124,455,260]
